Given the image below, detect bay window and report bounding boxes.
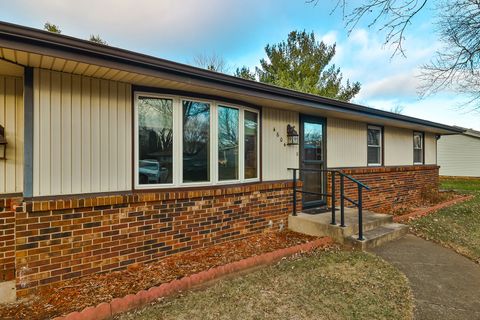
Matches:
[135,93,260,188]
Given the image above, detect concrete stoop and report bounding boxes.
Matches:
[288,208,408,250]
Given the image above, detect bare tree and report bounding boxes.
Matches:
[420,1,480,110]
[193,53,229,73]
[307,0,480,110]
[390,105,405,114]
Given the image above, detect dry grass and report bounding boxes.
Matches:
[117,250,413,320]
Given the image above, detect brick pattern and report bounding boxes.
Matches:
[13,181,299,296]
[0,198,21,282]
[327,165,440,213]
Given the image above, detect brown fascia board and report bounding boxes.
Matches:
[0,20,464,134]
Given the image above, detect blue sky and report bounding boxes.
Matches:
[1,0,478,130]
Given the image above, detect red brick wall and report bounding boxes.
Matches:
[11,181,298,296]
[327,165,440,213]
[0,198,21,282]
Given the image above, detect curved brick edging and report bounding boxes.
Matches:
[393,195,474,223]
[53,237,333,320]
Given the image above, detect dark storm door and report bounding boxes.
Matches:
[300,115,326,208]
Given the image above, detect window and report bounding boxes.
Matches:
[137,97,173,185]
[135,93,260,188]
[218,106,239,181]
[367,125,382,166]
[244,110,258,179]
[183,100,210,182]
[413,131,424,164]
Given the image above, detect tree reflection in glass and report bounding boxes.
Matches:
[183,100,210,182]
[304,123,323,161]
[138,97,173,184]
[244,111,258,179]
[218,106,239,180]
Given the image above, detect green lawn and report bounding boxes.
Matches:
[409,177,480,263]
[117,251,413,320]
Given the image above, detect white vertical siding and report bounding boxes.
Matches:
[384,126,413,165]
[327,118,367,168]
[0,75,23,193]
[261,107,299,180]
[438,134,480,177]
[33,69,132,196]
[425,132,437,165]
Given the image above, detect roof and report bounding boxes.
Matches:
[0,20,464,134]
[453,126,480,139]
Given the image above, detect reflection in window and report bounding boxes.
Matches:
[218,106,239,180]
[244,111,258,179]
[413,132,424,164]
[303,122,323,161]
[367,126,382,165]
[138,97,173,185]
[183,100,210,182]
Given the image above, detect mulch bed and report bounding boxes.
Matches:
[0,231,321,320]
[389,190,461,217]
[393,193,473,223]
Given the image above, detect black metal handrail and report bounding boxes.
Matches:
[288,168,371,241]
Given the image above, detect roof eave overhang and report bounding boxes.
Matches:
[0,21,464,135]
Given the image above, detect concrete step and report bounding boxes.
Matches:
[288,208,393,243]
[347,223,409,250]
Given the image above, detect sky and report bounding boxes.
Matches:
[0,0,478,130]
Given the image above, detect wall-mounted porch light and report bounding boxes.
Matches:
[286,124,299,145]
[0,125,7,159]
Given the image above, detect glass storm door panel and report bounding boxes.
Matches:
[300,116,326,208]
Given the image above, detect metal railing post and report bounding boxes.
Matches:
[357,185,364,241]
[331,171,336,225]
[292,169,297,216]
[340,174,345,227]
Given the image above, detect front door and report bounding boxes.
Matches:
[300,115,326,209]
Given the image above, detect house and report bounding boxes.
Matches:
[0,21,462,300]
[438,127,480,177]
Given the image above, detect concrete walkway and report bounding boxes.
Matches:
[371,234,480,320]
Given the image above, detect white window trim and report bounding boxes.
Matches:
[134,92,260,190]
[367,125,382,166]
[413,131,424,165]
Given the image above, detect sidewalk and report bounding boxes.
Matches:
[372,234,480,320]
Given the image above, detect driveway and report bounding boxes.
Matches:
[372,234,480,320]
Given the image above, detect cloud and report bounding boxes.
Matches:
[356,70,422,100]
[0,0,270,58]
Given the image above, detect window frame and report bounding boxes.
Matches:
[134,92,260,190]
[367,125,383,166]
[413,131,424,165]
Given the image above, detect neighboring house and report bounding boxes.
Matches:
[0,21,462,299]
[438,127,480,177]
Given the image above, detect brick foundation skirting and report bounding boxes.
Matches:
[1,165,439,298]
[327,165,440,213]
[5,181,302,296]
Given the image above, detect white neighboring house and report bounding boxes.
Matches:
[438,127,480,177]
